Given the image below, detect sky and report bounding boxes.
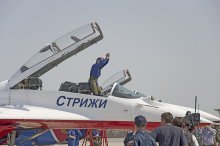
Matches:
[0,0,220,116]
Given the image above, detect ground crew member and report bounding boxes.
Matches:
[89,53,110,95]
[124,115,157,146]
[67,129,82,146]
[92,129,102,146]
[150,112,188,146]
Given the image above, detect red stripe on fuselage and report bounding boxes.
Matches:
[0,119,160,130]
[0,119,211,131]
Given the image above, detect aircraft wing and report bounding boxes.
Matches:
[0,105,90,129]
[8,22,103,89]
[0,104,134,130]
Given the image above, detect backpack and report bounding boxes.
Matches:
[124,132,135,146]
[124,131,157,146]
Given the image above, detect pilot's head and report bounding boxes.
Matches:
[135,115,147,128]
[96,57,103,64]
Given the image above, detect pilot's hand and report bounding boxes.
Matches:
[106,53,110,58]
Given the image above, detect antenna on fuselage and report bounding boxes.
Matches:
[195,96,197,113]
[194,96,200,113]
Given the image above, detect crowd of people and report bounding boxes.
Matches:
[66,129,102,146]
[124,112,220,146]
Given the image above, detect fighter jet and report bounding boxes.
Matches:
[0,22,219,146]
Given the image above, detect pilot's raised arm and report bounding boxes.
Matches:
[89,53,110,96]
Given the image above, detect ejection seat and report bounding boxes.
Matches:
[59,81,91,95]
[12,77,42,90]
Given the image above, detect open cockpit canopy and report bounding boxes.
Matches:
[110,83,145,99]
[101,69,131,95]
[21,23,98,73]
[9,22,103,88]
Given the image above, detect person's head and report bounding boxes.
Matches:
[134,115,147,129]
[172,117,184,127]
[161,112,173,125]
[96,57,103,64]
[183,120,195,132]
[92,129,100,137]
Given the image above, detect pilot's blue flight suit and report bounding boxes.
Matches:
[89,57,109,95]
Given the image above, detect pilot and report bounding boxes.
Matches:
[124,115,157,146]
[89,53,110,96]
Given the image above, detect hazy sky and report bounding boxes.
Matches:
[0,0,219,116]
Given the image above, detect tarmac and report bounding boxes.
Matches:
[53,138,124,146]
[53,138,160,146]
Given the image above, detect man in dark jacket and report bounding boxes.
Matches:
[124,115,157,146]
[89,53,110,95]
[150,112,188,146]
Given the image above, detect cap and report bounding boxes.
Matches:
[135,115,147,126]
